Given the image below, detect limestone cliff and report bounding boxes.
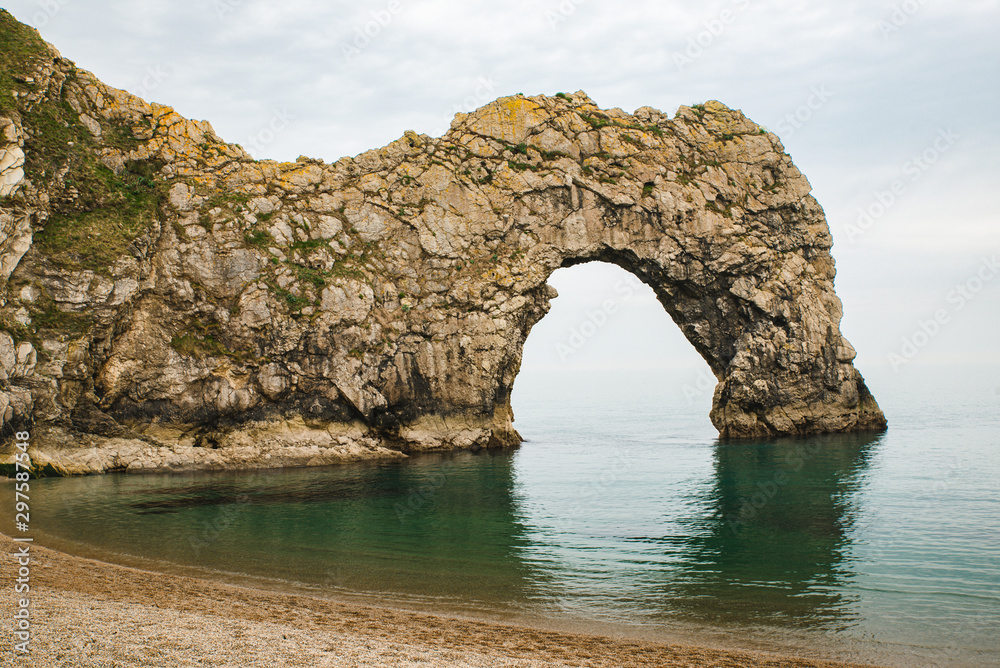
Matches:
[0,12,885,475]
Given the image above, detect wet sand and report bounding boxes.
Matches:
[1,533,882,667]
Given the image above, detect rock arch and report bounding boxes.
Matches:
[356,96,886,447]
[0,18,885,472]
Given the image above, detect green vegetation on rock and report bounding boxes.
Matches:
[0,9,49,112]
[170,317,253,363]
[32,157,165,273]
[13,59,166,274]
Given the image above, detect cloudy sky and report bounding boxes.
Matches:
[5,0,999,402]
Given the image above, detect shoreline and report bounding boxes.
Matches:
[0,532,883,667]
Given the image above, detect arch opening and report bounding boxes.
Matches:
[511,261,718,440]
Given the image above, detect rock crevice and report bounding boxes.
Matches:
[0,11,885,474]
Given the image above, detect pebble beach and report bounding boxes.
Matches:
[0,533,882,668]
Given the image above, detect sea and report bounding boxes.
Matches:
[8,363,999,667]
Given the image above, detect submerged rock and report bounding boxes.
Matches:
[0,11,885,475]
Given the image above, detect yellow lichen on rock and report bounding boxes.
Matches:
[462,95,552,144]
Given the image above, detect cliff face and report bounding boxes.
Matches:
[0,12,885,475]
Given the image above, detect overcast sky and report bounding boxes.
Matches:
[5,0,998,401]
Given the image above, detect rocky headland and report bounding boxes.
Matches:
[0,11,885,475]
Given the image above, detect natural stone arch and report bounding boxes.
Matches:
[362,97,887,446]
[0,16,884,472]
[433,154,884,444]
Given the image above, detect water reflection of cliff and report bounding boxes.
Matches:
[659,432,882,629]
[25,432,882,628]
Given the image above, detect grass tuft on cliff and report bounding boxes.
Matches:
[0,9,50,112]
[20,85,164,273]
[32,155,165,273]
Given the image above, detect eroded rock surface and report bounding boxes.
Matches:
[0,12,885,475]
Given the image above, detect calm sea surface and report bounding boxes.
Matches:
[9,368,999,666]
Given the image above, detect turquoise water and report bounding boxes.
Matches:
[9,369,1000,666]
